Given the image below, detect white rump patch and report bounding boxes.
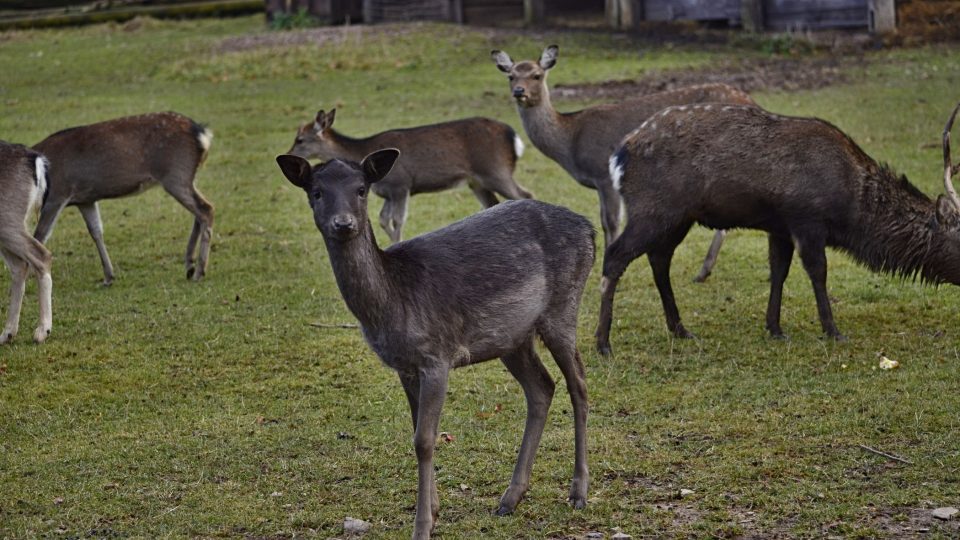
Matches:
[513,134,525,158]
[609,153,625,193]
[32,156,49,210]
[198,127,214,153]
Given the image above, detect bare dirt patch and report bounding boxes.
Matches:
[553,55,861,101]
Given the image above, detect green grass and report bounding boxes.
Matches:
[1,16,959,539]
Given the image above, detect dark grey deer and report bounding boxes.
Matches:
[0,141,52,344]
[33,111,214,285]
[596,102,960,355]
[288,109,532,243]
[276,149,593,540]
[491,44,756,280]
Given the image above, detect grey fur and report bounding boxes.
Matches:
[277,149,594,540]
[595,104,960,355]
[0,141,53,344]
[33,111,214,285]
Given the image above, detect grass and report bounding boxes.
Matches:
[1,15,959,539]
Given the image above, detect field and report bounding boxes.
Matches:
[1,15,959,539]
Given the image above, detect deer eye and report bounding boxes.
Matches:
[533,74,541,81]
[296,137,304,144]
[312,190,322,200]
[508,75,515,81]
[357,186,367,197]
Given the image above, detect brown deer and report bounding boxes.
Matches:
[32,111,214,285]
[491,44,756,281]
[595,102,960,355]
[277,149,593,540]
[288,109,532,243]
[0,141,53,344]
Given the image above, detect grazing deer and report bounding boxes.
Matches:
[288,109,532,243]
[491,44,756,280]
[595,102,960,355]
[32,111,214,285]
[0,141,53,344]
[277,149,593,540]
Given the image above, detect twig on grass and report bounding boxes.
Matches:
[309,322,359,329]
[859,444,913,465]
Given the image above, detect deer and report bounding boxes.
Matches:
[276,148,593,540]
[0,141,53,345]
[491,44,757,281]
[32,111,214,285]
[288,109,533,243]
[595,101,960,356]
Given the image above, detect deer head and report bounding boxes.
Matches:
[491,45,558,108]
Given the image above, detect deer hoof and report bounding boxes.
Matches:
[494,504,514,517]
[769,332,790,341]
[596,342,612,357]
[186,267,196,280]
[569,495,587,510]
[33,326,51,344]
[672,325,695,339]
[0,331,14,345]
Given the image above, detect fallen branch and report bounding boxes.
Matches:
[858,444,913,465]
[309,322,358,329]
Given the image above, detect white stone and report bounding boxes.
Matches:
[932,507,958,520]
[344,516,372,536]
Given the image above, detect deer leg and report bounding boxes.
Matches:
[795,234,845,340]
[388,192,409,244]
[649,245,694,339]
[32,199,67,244]
[398,369,420,431]
[77,203,115,286]
[468,180,500,208]
[165,184,214,280]
[411,366,448,540]
[595,220,651,356]
[1,250,27,344]
[0,237,51,344]
[481,171,533,201]
[693,229,728,283]
[539,328,589,510]
[378,199,397,241]
[496,337,555,516]
[766,234,794,339]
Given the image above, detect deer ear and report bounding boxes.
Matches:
[539,44,558,70]
[326,108,336,127]
[360,148,400,184]
[491,50,514,73]
[276,154,313,189]
[936,194,960,226]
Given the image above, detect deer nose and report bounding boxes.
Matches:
[512,87,525,98]
[332,215,356,232]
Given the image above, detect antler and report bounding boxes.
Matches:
[943,101,960,210]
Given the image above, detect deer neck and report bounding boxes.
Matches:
[324,224,396,328]
[517,91,573,164]
[325,130,377,163]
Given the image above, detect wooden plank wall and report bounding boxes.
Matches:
[640,0,740,23]
[638,0,869,29]
[764,0,867,30]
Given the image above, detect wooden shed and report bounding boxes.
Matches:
[264,0,897,30]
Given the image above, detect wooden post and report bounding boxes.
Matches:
[740,0,763,32]
[524,0,544,26]
[868,0,895,33]
[264,0,286,21]
[606,0,636,29]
